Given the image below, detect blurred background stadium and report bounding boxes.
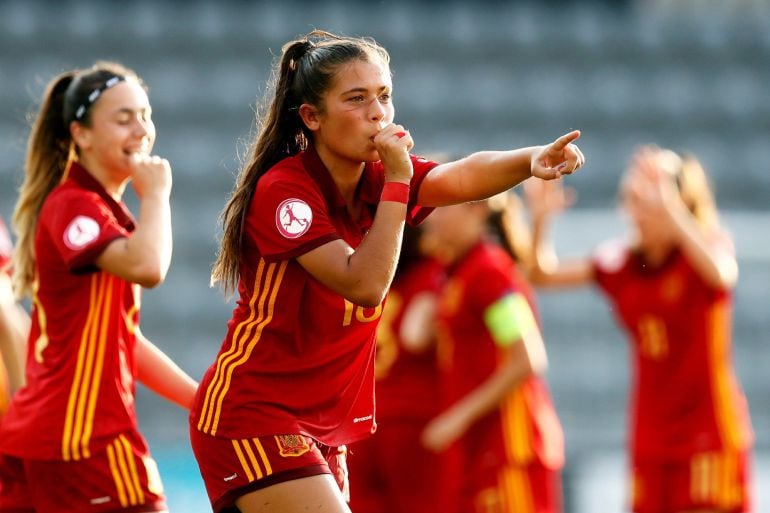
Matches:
[0,0,768,511]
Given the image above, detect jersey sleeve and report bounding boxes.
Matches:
[406,155,438,226]
[43,190,129,272]
[250,174,340,262]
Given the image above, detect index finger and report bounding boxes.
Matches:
[549,130,581,152]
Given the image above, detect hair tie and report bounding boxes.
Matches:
[72,74,126,121]
[288,40,316,71]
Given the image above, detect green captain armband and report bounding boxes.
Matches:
[483,293,538,347]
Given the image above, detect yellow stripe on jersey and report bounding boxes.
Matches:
[199,259,287,435]
[211,262,287,434]
[198,259,267,433]
[501,387,534,465]
[62,273,112,461]
[80,277,118,459]
[707,303,747,451]
[500,466,534,513]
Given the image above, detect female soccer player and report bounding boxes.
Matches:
[189,30,584,513]
[0,62,198,513]
[526,146,753,513]
[420,193,564,513]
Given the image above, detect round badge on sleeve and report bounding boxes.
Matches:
[63,215,101,249]
[275,199,313,239]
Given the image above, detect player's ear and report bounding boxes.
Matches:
[298,103,320,131]
[70,121,92,150]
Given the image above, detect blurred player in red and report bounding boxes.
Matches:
[526,146,753,513]
[347,224,447,513]
[189,29,584,513]
[0,216,29,417]
[421,193,565,513]
[0,62,198,513]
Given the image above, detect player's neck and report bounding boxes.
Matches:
[77,155,128,200]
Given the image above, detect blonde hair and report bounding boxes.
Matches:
[677,154,719,230]
[656,148,719,231]
[12,61,139,298]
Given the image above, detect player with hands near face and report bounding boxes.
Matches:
[0,61,198,513]
[191,30,585,513]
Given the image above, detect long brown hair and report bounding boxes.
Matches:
[488,192,533,270]
[12,61,140,298]
[211,30,390,295]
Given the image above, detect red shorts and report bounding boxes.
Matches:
[631,449,752,513]
[458,462,562,513]
[347,419,450,513]
[190,428,348,513]
[0,430,166,513]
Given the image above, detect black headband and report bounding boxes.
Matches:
[73,74,126,121]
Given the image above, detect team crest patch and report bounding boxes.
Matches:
[274,435,311,457]
[275,199,312,239]
[63,215,100,249]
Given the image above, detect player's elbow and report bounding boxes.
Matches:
[528,347,548,375]
[348,289,386,309]
[132,264,167,288]
[344,280,388,309]
[521,332,549,376]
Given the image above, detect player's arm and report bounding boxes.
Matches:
[96,155,172,288]
[297,200,406,308]
[523,179,594,288]
[297,125,413,308]
[421,293,547,452]
[417,131,584,207]
[632,148,737,289]
[674,222,737,290]
[0,273,29,392]
[135,328,198,410]
[400,291,438,353]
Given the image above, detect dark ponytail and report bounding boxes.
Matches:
[486,192,532,270]
[12,71,76,298]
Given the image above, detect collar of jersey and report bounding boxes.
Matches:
[301,146,381,213]
[66,161,136,231]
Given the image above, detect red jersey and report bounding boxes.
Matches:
[374,257,444,422]
[0,162,141,461]
[191,147,437,447]
[437,241,564,469]
[593,239,753,461]
[0,216,12,274]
